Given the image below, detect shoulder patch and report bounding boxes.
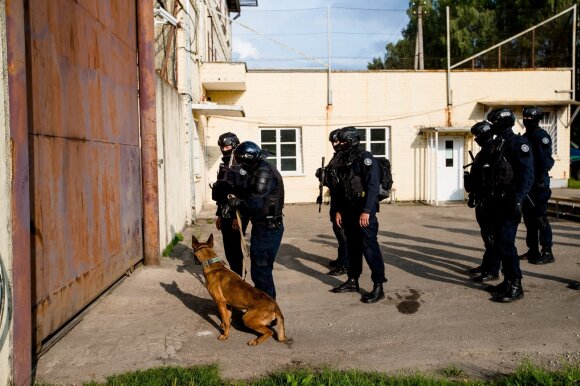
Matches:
[363,158,372,166]
[541,137,550,145]
[239,169,247,176]
[521,144,530,153]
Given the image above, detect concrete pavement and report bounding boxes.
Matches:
[35,203,580,384]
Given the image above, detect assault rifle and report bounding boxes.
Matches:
[316,157,325,212]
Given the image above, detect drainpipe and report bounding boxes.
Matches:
[137,0,160,265]
[6,0,32,383]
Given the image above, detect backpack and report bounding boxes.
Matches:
[378,158,393,201]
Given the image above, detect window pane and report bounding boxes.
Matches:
[266,158,277,168]
[281,158,296,171]
[445,140,453,167]
[262,144,277,155]
[280,129,296,142]
[370,143,386,156]
[281,144,296,156]
[357,128,366,142]
[261,130,276,142]
[371,129,385,141]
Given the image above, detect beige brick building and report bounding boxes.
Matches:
[199,67,574,206]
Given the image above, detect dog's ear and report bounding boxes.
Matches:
[192,234,200,247]
[207,234,214,247]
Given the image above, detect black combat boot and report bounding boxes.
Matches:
[472,271,499,283]
[530,247,555,265]
[328,265,348,276]
[468,265,484,275]
[328,258,340,267]
[519,250,540,261]
[361,283,385,303]
[331,277,359,293]
[495,279,524,302]
[485,279,510,294]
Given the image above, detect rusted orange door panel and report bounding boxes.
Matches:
[28,0,142,345]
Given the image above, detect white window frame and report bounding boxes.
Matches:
[259,127,303,176]
[355,126,391,159]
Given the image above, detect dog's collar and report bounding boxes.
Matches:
[201,257,222,268]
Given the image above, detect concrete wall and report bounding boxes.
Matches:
[0,0,13,383]
[203,69,572,205]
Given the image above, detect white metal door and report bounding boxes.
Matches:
[437,137,464,201]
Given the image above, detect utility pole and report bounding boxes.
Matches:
[414,2,425,70]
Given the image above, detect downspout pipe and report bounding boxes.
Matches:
[137,0,160,265]
[6,0,33,383]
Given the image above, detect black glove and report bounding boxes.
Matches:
[513,201,523,221]
[315,167,322,180]
[467,193,476,208]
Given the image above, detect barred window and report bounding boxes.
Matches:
[539,111,557,154]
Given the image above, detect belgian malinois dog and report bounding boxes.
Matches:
[192,234,286,345]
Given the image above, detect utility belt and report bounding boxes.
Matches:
[252,215,283,229]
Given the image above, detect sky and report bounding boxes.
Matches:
[231,0,411,70]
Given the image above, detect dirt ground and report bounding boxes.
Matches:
[35,203,580,384]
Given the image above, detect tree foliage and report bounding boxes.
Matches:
[368,0,576,70]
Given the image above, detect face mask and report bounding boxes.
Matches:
[475,134,492,147]
[523,120,538,131]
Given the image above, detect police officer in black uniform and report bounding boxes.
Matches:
[316,129,349,276]
[519,106,556,265]
[211,132,249,277]
[484,108,534,302]
[330,126,387,303]
[465,121,501,282]
[224,141,284,299]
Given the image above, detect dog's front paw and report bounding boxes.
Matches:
[247,339,259,346]
[218,334,229,341]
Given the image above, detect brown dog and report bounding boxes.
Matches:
[192,234,286,345]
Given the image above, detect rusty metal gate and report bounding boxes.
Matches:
[28,0,143,346]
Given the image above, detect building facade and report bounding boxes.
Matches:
[201,68,573,207]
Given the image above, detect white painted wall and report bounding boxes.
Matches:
[0,1,13,383]
[202,69,572,206]
[156,77,191,250]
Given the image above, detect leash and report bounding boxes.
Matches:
[235,209,251,281]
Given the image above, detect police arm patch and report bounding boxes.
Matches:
[364,158,372,166]
[521,144,530,153]
[541,137,550,145]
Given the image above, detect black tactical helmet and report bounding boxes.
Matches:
[233,141,268,170]
[486,108,515,135]
[470,121,492,137]
[217,132,240,148]
[471,121,493,147]
[337,126,361,150]
[329,129,341,143]
[523,106,543,121]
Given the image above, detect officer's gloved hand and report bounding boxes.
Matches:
[221,203,233,219]
[315,167,322,180]
[467,193,476,208]
[513,201,523,221]
[228,196,243,209]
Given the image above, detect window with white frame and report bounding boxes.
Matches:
[355,127,391,160]
[260,128,302,174]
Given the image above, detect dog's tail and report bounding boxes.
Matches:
[275,305,286,342]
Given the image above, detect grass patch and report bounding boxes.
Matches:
[37,361,580,386]
[437,365,465,378]
[162,232,185,257]
[568,178,580,189]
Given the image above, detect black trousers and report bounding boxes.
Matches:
[523,187,553,252]
[341,209,386,284]
[220,216,249,277]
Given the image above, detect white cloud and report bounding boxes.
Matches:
[233,38,260,59]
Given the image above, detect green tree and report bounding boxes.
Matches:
[368,0,575,70]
